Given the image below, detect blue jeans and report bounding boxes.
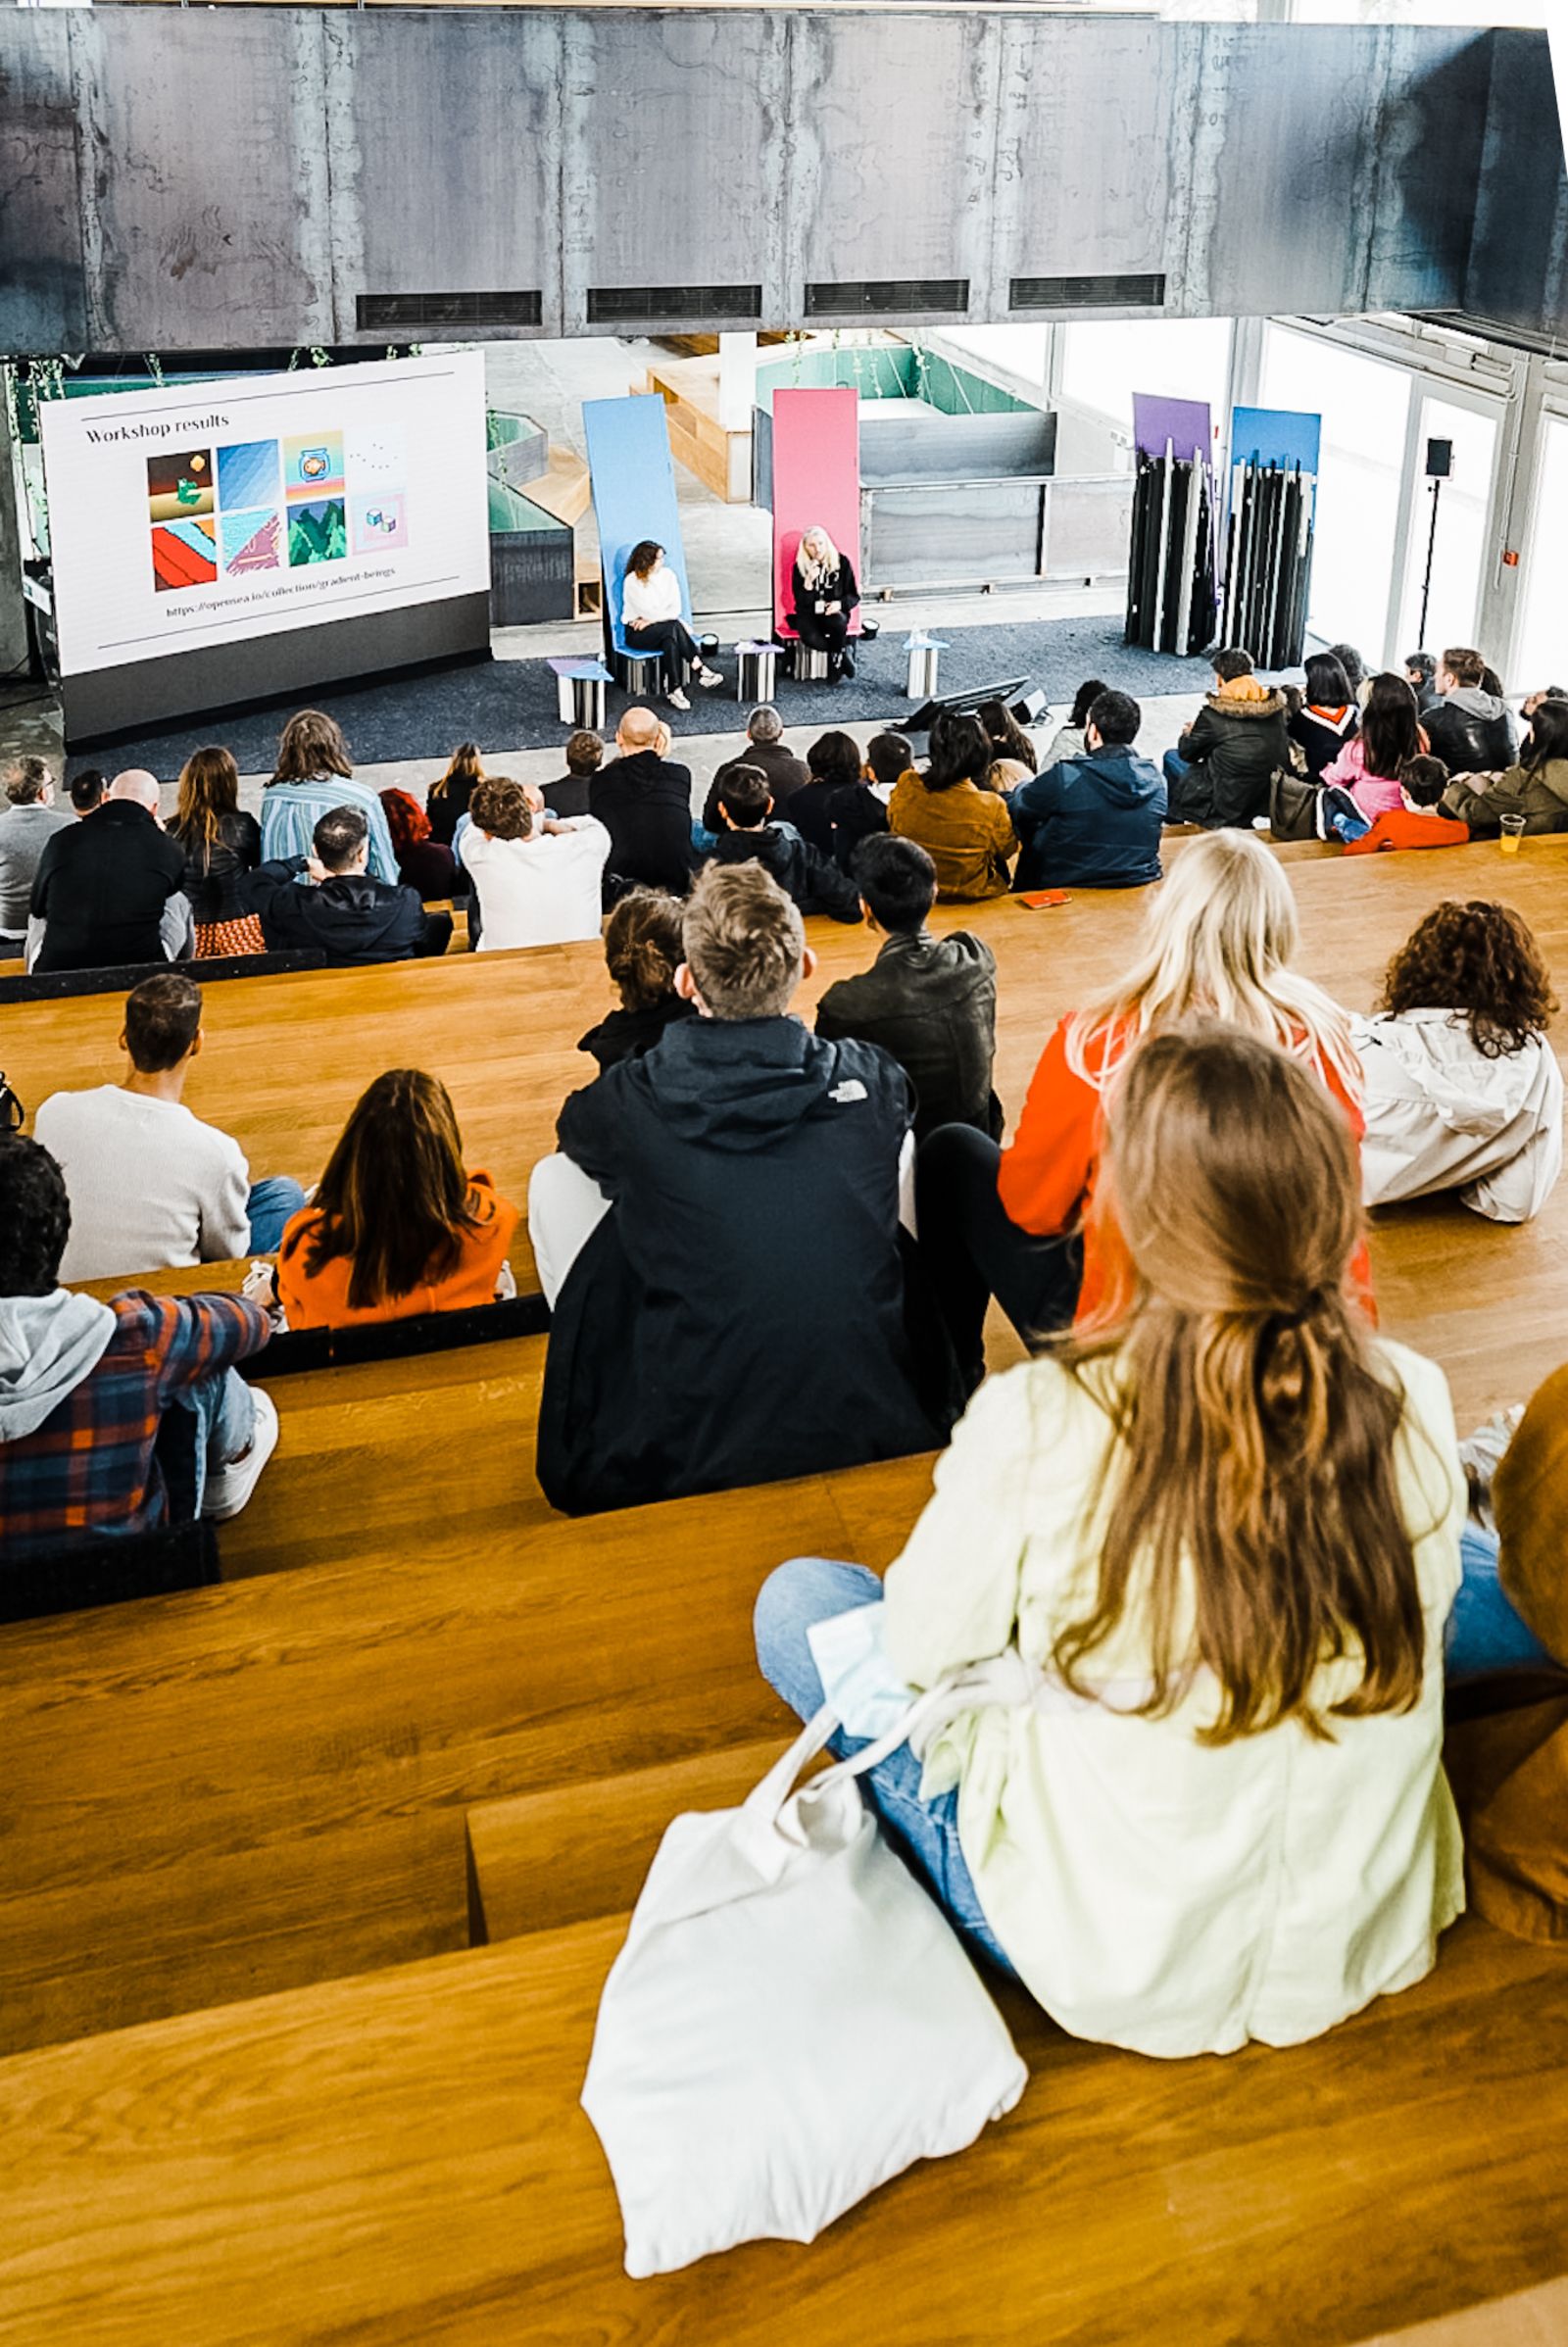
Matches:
[754,1556,1016,1977]
[1446,1520,1554,1679]
[176,1367,257,1514]
[1161,748,1191,790]
[247,1176,307,1254]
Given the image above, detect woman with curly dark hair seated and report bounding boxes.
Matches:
[1354,900,1562,1223]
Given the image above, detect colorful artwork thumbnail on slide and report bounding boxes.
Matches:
[217,440,281,513]
[147,450,214,524]
[289,500,347,566]
[351,493,408,554]
[284,432,346,504]
[220,509,282,574]
[151,518,218,593]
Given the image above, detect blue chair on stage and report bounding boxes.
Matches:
[583,395,714,698]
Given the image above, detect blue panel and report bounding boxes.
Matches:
[582,395,693,660]
[1230,406,1322,475]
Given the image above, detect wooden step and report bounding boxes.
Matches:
[1357,2276,1568,2345]
[1,1911,1565,2346]
[466,1736,794,1942]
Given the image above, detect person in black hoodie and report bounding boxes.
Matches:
[781,729,864,857]
[576,888,698,1071]
[30,770,188,974]
[589,707,696,901]
[1163,648,1292,830]
[1425,647,1518,775]
[244,806,450,967]
[532,859,959,1514]
[703,767,863,922]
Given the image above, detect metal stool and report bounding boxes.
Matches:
[736,642,778,702]
[905,633,946,700]
[616,651,662,698]
[548,658,611,731]
[792,643,831,682]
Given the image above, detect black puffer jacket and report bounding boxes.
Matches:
[1425,687,1518,777]
[1168,687,1293,830]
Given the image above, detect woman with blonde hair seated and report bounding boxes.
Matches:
[760,1024,1463,2050]
[274,1068,517,1330]
[789,524,860,681]
[915,826,1368,1387]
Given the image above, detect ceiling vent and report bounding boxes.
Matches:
[806,278,968,318]
[585,284,763,325]
[356,291,543,331]
[1009,272,1166,312]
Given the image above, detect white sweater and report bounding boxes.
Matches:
[621,565,683,628]
[33,1085,252,1282]
[464,817,612,951]
[1353,1008,1564,1223]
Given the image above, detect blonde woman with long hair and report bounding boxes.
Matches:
[759,1025,1463,2052]
[915,827,1368,1385]
[789,522,860,680]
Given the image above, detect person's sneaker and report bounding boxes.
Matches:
[203,1386,279,1522]
[666,688,692,711]
[695,664,723,690]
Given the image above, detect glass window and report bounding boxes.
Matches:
[1396,395,1498,665]
[1059,318,1233,443]
[1516,415,1568,695]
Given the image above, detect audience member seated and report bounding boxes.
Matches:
[1007,688,1165,893]
[1442,695,1568,837]
[889,714,1016,902]
[67,768,106,817]
[1522,686,1568,727]
[1041,678,1108,768]
[1322,672,1430,818]
[814,836,1001,1144]
[260,709,398,884]
[1424,647,1518,774]
[1354,901,1562,1225]
[1404,649,1441,715]
[380,788,459,904]
[576,889,697,1070]
[33,973,306,1281]
[273,1069,517,1332]
[1289,653,1359,780]
[1163,649,1292,830]
[0,1134,278,1561]
[245,806,451,967]
[0,758,71,958]
[621,539,722,712]
[783,729,865,857]
[916,828,1367,1390]
[703,706,809,834]
[1328,641,1370,705]
[530,861,958,1514]
[461,775,610,950]
[758,1026,1464,2047]
[170,747,265,958]
[826,740,896,870]
[590,708,695,900]
[1344,756,1467,855]
[424,742,486,852]
[788,525,860,681]
[865,731,911,795]
[29,770,189,976]
[978,699,1038,790]
[704,766,862,921]
[544,729,604,820]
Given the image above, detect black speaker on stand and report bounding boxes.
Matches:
[1416,436,1453,650]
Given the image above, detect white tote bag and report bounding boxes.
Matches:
[581,1690,1029,2278]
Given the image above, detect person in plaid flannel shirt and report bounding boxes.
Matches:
[0,1135,277,1563]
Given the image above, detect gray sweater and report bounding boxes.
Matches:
[0,803,73,938]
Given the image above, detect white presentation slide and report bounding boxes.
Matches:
[40,351,491,679]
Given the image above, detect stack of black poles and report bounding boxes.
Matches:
[1218,457,1314,667]
[1125,441,1217,658]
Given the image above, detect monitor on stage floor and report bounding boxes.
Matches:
[41,350,492,742]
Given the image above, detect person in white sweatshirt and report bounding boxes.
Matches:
[1355,900,1563,1224]
[461,775,611,951]
[619,540,722,712]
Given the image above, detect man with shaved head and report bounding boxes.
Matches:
[29,763,188,973]
[589,707,696,900]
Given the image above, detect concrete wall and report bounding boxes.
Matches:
[0,12,1561,354]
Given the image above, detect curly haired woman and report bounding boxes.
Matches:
[1355,899,1562,1222]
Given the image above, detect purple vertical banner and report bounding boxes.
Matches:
[1132,395,1212,465]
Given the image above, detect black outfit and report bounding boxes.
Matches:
[703,825,863,921]
[790,557,860,676]
[243,856,449,966]
[424,775,476,850]
[815,929,1003,1145]
[823,781,889,871]
[30,800,187,973]
[543,772,594,819]
[1167,688,1293,829]
[1425,688,1519,776]
[395,838,460,904]
[1288,703,1358,784]
[589,752,696,899]
[576,995,698,1071]
[171,809,263,926]
[702,740,810,835]
[915,1125,1082,1393]
[535,1017,959,1515]
[629,617,702,694]
[779,780,841,856]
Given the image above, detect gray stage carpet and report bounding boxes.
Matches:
[70,613,1223,782]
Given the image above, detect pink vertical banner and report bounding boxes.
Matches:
[772,387,861,641]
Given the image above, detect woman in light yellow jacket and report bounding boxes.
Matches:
[756,1024,1464,2059]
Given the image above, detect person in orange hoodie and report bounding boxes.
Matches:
[274,1068,517,1330]
[1343,755,1468,855]
[914,829,1371,1389]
